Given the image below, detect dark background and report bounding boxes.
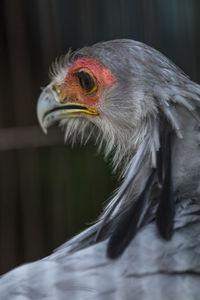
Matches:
[0,0,200,275]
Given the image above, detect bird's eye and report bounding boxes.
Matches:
[76,71,97,95]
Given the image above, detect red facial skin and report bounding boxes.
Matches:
[62,57,115,107]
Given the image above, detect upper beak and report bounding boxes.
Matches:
[37,83,99,134]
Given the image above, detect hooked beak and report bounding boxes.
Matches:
[37,83,99,134]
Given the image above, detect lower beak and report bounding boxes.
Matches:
[37,83,99,134]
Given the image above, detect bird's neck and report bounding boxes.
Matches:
[172,109,200,198]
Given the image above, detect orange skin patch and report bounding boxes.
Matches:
[62,57,115,108]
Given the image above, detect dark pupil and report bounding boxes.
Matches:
[77,71,94,92]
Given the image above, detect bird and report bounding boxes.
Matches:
[1,39,200,299]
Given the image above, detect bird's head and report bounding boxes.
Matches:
[37,40,170,173]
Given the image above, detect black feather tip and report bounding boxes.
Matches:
[156,125,174,240]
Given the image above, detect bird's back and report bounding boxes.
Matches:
[1,195,200,300]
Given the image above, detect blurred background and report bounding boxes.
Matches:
[0,0,200,275]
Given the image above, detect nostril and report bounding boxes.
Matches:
[50,83,66,103]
